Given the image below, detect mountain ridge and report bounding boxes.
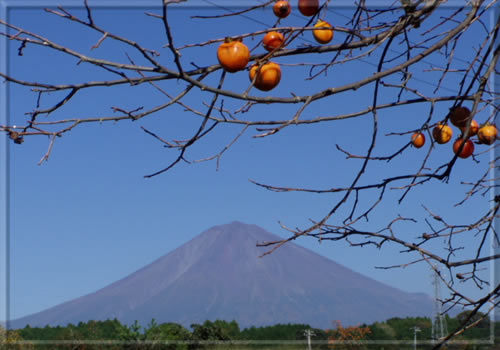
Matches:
[10,221,433,329]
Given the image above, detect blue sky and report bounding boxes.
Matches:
[2,0,499,324]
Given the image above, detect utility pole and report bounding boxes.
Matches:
[304,329,315,350]
[410,326,421,350]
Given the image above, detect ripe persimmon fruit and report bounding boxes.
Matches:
[411,132,425,148]
[453,138,475,158]
[459,119,479,137]
[313,20,333,44]
[298,0,319,16]
[273,0,291,18]
[263,31,285,51]
[217,38,250,73]
[249,62,282,91]
[449,106,471,128]
[477,123,498,145]
[432,123,453,144]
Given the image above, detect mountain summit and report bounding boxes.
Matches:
[11,221,433,329]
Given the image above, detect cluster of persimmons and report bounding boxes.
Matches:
[214,1,498,157]
[411,106,498,158]
[216,0,332,91]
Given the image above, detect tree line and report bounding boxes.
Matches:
[0,311,496,350]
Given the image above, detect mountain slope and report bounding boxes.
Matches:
[10,221,433,329]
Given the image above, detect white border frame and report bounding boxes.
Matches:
[0,0,497,347]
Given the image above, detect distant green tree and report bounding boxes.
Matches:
[95,318,129,340]
[239,323,312,341]
[447,311,491,343]
[145,321,191,350]
[211,320,239,340]
[52,320,130,350]
[365,322,398,350]
[455,311,490,329]
[115,320,149,350]
[189,320,232,350]
[385,317,432,340]
[17,324,41,342]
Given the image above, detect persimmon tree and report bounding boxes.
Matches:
[1,0,499,348]
[327,321,372,350]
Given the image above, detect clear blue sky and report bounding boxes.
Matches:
[2,0,498,323]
